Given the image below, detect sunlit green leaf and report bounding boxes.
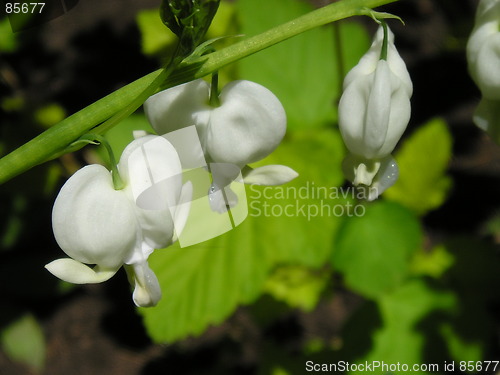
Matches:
[237,0,370,129]
[0,314,45,372]
[103,113,155,159]
[385,118,453,215]
[358,279,457,373]
[410,244,454,278]
[263,265,330,312]
[140,129,347,342]
[136,8,177,56]
[333,200,421,298]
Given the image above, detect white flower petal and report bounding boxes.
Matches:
[366,60,392,151]
[144,79,211,136]
[172,181,193,242]
[119,135,183,210]
[45,258,119,284]
[243,165,299,185]
[52,164,138,269]
[119,135,186,260]
[206,80,286,166]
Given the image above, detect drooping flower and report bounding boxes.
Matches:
[46,135,192,307]
[467,0,500,100]
[467,0,500,139]
[144,79,298,186]
[338,24,412,200]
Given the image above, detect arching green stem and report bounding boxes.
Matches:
[0,0,398,185]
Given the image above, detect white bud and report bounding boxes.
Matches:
[467,0,500,100]
[338,25,412,160]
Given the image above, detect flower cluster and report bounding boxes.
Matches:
[467,0,500,137]
[46,79,297,306]
[338,24,412,200]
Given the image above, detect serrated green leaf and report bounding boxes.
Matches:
[333,201,421,298]
[362,279,457,373]
[140,129,347,342]
[237,0,370,130]
[385,118,453,215]
[0,314,45,372]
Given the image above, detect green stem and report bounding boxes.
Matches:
[209,72,220,107]
[380,20,388,61]
[74,134,125,190]
[0,0,398,185]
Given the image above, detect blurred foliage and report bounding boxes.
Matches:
[0,314,45,373]
[385,118,453,215]
[333,200,422,298]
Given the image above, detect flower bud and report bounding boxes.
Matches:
[467,0,500,100]
[338,25,412,160]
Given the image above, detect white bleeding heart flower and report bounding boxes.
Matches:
[338,24,412,199]
[467,0,500,100]
[467,0,500,137]
[339,25,412,160]
[46,135,192,307]
[144,79,298,188]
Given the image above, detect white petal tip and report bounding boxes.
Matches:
[244,165,298,186]
[45,258,118,284]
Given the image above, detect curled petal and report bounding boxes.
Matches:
[52,164,137,269]
[130,262,162,307]
[366,156,399,201]
[342,154,381,186]
[342,154,398,200]
[243,165,299,185]
[45,258,119,284]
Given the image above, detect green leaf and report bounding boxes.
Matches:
[136,9,177,56]
[103,113,155,159]
[237,0,370,130]
[410,244,454,279]
[0,17,18,53]
[358,279,457,372]
[263,265,330,312]
[0,314,46,372]
[384,118,453,215]
[140,129,347,342]
[333,200,421,298]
